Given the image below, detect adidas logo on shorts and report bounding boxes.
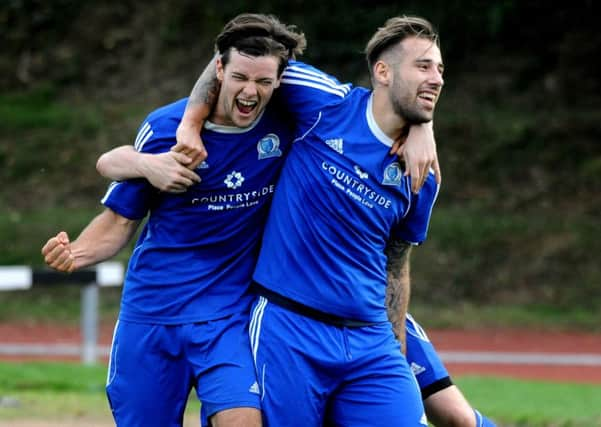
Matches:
[248,381,260,394]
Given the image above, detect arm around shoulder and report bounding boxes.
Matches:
[96,145,150,181]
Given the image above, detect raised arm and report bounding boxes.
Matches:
[390,121,441,194]
[384,239,413,354]
[41,208,139,272]
[173,55,220,163]
[96,146,200,193]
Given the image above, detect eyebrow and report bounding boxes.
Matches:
[231,71,274,80]
[415,58,444,71]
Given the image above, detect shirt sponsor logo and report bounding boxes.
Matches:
[382,162,403,186]
[191,185,276,211]
[322,162,392,209]
[224,170,245,189]
[257,133,282,159]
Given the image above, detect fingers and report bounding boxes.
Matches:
[169,152,203,183]
[400,154,428,194]
[42,233,75,273]
[54,254,76,273]
[172,140,208,170]
[173,129,209,168]
[396,148,439,193]
[162,153,201,191]
[170,149,193,166]
[162,174,199,193]
[432,158,442,185]
[57,231,70,245]
[180,168,201,184]
[410,164,425,194]
[188,152,207,170]
[390,139,403,155]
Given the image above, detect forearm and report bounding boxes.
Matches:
[183,54,220,126]
[70,209,139,269]
[410,120,433,135]
[96,146,154,181]
[385,240,412,352]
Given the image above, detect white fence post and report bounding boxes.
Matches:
[81,282,99,365]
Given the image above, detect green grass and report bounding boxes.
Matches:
[0,362,200,425]
[1,362,599,426]
[409,301,601,332]
[455,376,601,427]
[0,87,102,133]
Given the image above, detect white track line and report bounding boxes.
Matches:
[1,344,601,366]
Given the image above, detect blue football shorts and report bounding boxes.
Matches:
[105,312,260,427]
[250,296,427,427]
[405,313,452,399]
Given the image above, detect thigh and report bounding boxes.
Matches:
[188,312,261,426]
[210,407,262,427]
[106,320,192,427]
[250,297,336,427]
[327,325,427,427]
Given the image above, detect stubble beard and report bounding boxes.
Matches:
[390,93,432,125]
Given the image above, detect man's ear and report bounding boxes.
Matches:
[216,56,224,82]
[373,60,392,86]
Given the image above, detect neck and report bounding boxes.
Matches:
[208,96,226,125]
[371,88,408,141]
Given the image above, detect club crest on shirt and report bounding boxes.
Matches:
[257,133,282,159]
[382,162,403,186]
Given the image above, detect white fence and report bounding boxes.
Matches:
[0,262,124,365]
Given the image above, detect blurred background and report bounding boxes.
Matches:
[1,0,600,329]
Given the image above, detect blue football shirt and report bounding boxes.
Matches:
[253,61,440,322]
[102,98,293,323]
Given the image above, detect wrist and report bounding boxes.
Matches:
[409,121,432,134]
[182,103,209,128]
[134,153,152,179]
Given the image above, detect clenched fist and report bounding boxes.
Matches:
[41,231,76,273]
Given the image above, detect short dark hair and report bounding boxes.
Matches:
[216,14,307,77]
[365,16,439,76]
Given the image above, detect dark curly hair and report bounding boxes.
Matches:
[216,13,307,77]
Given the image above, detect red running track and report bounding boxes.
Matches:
[1,322,600,384]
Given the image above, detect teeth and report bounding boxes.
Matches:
[238,99,257,107]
